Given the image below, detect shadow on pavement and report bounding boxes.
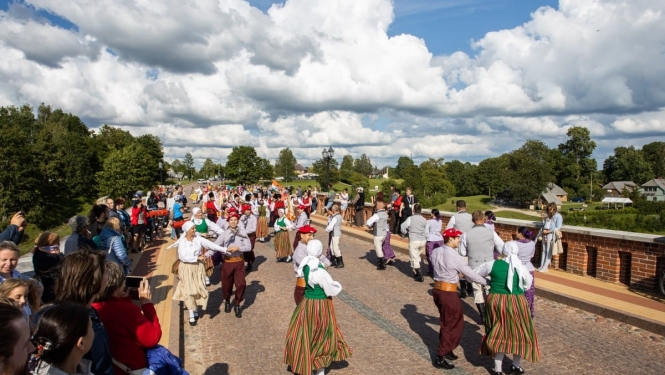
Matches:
[459,300,488,368]
[149,274,172,304]
[206,288,223,319]
[243,280,265,310]
[400,303,439,362]
[252,255,267,271]
[327,360,350,371]
[203,362,229,375]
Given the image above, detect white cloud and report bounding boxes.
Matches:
[0,0,664,168]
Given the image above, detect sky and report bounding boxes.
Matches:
[0,0,664,169]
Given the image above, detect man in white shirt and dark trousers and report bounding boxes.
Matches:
[446,200,474,298]
[366,200,389,270]
[325,204,344,268]
[401,204,428,281]
[459,210,505,324]
[430,228,488,370]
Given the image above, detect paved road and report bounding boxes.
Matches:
[180,231,665,375]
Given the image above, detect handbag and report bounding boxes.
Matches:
[204,256,214,277]
[171,259,181,275]
[112,358,147,375]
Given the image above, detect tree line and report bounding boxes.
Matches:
[0,104,165,230]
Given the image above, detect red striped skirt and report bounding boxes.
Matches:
[480,293,541,362]
[274,230,292,258]
[284,298,352,374]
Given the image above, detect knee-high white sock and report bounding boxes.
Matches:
[494,353,504,372]
[513,354,522,368]
[188,309,195,319]
[314,368,325,375]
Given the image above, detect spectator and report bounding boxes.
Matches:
[339,188,349,223]
[99,218,132,274]
[93,262,161,374]
[390,188,402,236]
[538,202,563,272]
[399,187,417,238]
[31,303,95,375]
[0,212,26,245]
[131,197,149,253]
[88,204,109,239]
[63,216,98,255]
[352,187,365,227]
[0,303,35,375]
[106,197,120,221]
[0,241,33,284]
[54,248,113,375]
[0,279,40,325]
[31,232,64,304]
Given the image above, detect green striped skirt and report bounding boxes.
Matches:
[274,230,292,258]
[480,293,541,362]
[284,298,352,374]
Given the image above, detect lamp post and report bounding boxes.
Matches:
[322,147,334,191]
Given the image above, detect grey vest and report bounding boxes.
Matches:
[466,224,495,268]
[333,214,342,237]
[408,215,428,241]
[371,210,388,236]
[453,211,474,233]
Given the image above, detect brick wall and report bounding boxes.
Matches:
[315,194,665,291]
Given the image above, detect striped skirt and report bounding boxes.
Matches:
[256,216,269,238]
[480,293,540,362]
[284,298,352,374]
[274,230,292,258]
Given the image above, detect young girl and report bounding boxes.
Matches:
[0,279,40,326]
[30,303,95,375]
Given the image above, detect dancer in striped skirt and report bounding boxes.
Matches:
[475,241,540,375]
[284,240,352,375]
[274,208,294,262]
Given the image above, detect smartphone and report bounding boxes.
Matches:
[125,276,143,288]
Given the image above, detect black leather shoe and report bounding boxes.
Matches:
[510,365,524,374]
[224,300,232,313]
[234,304,242,318]
[245,263,252,273]
[414,269,424,282]
[377,258,386,270]
[330,256,338,267]
[335,256,344,268]
[476,303,486,324]
[490,371,502,375]
[433,356,455,369]
[188,317,197,326]
[444,351,458,361]
[194,313,199,321]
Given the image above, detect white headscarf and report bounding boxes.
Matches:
[191,207,203,225]
[503,241,532,292]
[278,208,285,215]
[166,221,196,249]
[182,221,195,234]
[296,239,323,278]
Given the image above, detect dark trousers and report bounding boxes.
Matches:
[292,231,302,252]
[390,210,401,235]
[222,261,246,304]
[294,285,305,305]
[244,233,256,263]
[433,289,464,356]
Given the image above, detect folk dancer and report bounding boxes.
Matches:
[240,204,258,273]
[475,241,540,375]
[400,204,427,282]
[214,212,252,318]
[425,209,444,276]
[292,205,309,252]
[430,228,488,370]
[191,207,226,286]
[292,225,330,305]
[446,200,474,297]
[284,240,352,375]
[459,210,504,323]
[274,208,295,263]
[171,221,229,326]
[325,204,344,268]
[365,200,389,270]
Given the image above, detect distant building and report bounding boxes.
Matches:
[602,181,637,197]
[543,182,568,203]
[294,164,307,176]
[369,167,388,179]
[638,178,665,202]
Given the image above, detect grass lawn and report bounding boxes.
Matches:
[434,195,493,212]
[494,211,541,221]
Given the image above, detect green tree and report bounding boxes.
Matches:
[445,160,480,196]
[97,143,156,200]
[339,154,354,183]
[603,146,653,184]
[225,146,266,185]
[641,141,665,179]
[476,154,511,197]
[183,153,195,180]
[134,134,164,184]
[275,148,297,182]
[508,140,552,203]
[256,157,274,181]
[353,154,373,177]
[95,124,135,161]
[199,158,217,179]
[310,157,340,189]
[417,158,455,207]
[558,126,597,181]
[393,156,414,179]
[349,172,369,192]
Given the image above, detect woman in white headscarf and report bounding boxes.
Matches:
[170,221,228,326]
[190,207,225,238]
[273,208,294,262]
[284,240,351,375]
[474,242,540,375]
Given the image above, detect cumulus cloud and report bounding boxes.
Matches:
[0,0,664,167]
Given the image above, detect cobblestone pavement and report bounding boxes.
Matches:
[181,231,665,375]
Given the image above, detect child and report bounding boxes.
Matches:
[0,278,40,325]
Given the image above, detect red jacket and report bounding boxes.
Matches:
[92,296,162,373]
[131,205,148,226]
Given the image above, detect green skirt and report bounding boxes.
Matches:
[274,230,292,258]
[284,297,352,374]
[480,293,541,362]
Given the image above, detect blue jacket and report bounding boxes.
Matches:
[85,308,114,375]
[147,345,190,375]
[99,227,131,268]
[0,224,23,244]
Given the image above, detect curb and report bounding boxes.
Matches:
[309,215,665,336]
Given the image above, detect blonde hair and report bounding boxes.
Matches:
[0,278,40,312]
[32,232,60,253]
[105,217,122,232]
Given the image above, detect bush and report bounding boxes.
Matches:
[634,201,665,215]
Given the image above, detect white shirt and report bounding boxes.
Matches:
[274,217,294,232]
[176,234,227,263]
[325,215,341,232]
